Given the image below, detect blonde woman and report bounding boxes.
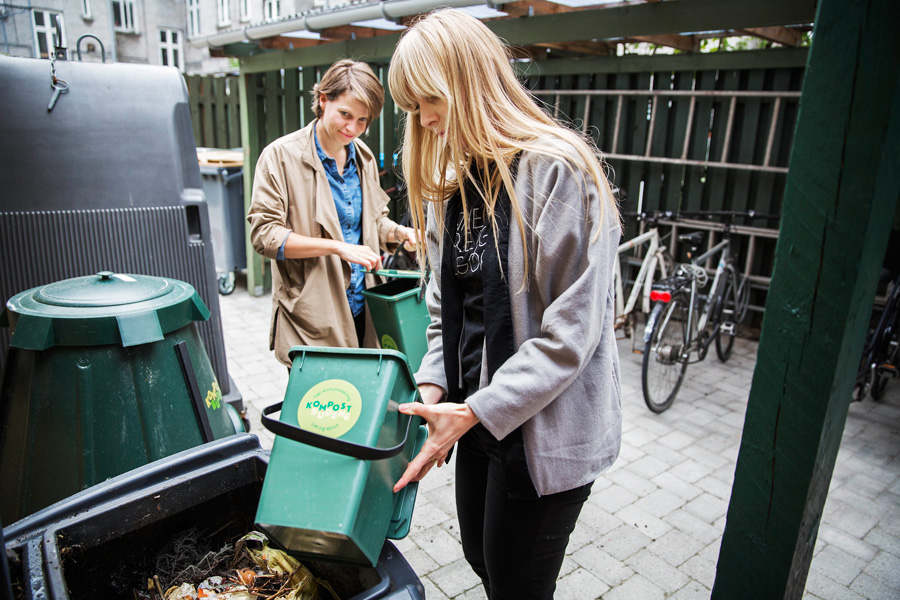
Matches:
[389,9,622,598]
[248,59,415,366]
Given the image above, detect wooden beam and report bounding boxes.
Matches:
[501,0,576,18]
[511,47,809,77]
[625,34,698,52]
[739,26,803,46]
[487,0,817,47]
[317,25,394,41]
[712,0,900,597]
[529,41,615,56]
[258,36,326,51]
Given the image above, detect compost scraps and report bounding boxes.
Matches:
[135,530,339,600]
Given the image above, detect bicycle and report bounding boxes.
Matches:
[640,211,762,413]
[615,210,675,338]
[852,265,900,401]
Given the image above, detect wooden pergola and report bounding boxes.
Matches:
[213,0,899,597]
[212,0,810,60]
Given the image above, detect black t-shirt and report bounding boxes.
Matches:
[452,195,488,397]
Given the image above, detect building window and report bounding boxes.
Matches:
[33,10,66,59]
[217,0,230,27]
[240,0,250,22]
[264,0,280,22]
[187,0,200,37]
[82,0,92,20]
[112,0,138,33]
[159,28,183,70]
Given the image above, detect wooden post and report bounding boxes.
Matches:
[240,71,269,296]
[712,0,900,598]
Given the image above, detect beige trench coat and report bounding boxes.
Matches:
[247,120,400,367]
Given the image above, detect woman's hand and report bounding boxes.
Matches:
[400,226,418,252]
[337,242,382,271]
[394,400,479,492]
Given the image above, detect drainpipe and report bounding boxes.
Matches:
[106,0,118,61]
[191,0,507,48]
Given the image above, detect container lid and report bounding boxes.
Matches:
[34,271,172,307]
[197,148,243,168]
[1,271,211,350]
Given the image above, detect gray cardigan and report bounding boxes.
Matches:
[414,141,623,496]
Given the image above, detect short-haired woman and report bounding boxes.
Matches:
[248,59,415,366]
[389,10,622,598]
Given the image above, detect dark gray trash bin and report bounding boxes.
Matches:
[198,148,247,295]
[0,55,243,412]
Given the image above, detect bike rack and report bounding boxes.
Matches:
[533,88,801,174]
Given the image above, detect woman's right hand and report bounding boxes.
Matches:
[394,399,479,492]
[338,242,382,271]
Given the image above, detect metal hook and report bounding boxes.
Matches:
[76,34,107,63]
[53,15,67,60]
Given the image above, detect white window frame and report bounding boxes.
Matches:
[159,28,184,71]
[82,0,92,20]
[240,0,250,22]
[217,0,231,27]
[312,0,325,7]
[112,0,139,34]
[33,10,66,59]
[264,0,280,23]
[187,0,200,37]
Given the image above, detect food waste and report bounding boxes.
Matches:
[134,530,338,600]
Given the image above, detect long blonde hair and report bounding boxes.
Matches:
[388,9,619,273]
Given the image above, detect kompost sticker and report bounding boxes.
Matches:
[297,379,361,438]
[381,334,398,351]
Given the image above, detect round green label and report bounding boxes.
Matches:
[381,334,398,351]
[296,379,361,439]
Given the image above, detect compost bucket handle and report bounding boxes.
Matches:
[369,268,423,280]
[260,401,417,460]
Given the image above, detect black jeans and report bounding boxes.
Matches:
[455,425,593,600]
[353,309,365,347]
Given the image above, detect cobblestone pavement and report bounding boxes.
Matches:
[218,281,899,599]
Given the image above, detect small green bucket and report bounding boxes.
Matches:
[256,346,427,566]
[362,270,430,372]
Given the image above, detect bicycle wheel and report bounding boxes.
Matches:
[715,272,737,362]
[733,272,751,323]
[642,297,689,413]
[656,249,676,279]
[871,319,898,400]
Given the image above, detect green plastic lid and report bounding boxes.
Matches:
[1,271,211,350]
[34,271,173,307]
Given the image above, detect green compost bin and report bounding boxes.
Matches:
[257,346,427,567]
[362,271,430,372]
[0,271,239,525]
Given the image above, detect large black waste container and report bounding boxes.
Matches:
[2,434,425,600]
[0,271,240,525]
[0,55,242,412]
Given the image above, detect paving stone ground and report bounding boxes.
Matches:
[218,280,900,599]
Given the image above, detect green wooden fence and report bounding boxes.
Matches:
[231,50,806,298]
[519,51,807,321]
[239,63,400,200]
[185,73,242,149]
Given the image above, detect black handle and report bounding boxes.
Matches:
[261,401,418,460]
[175,340,215,444]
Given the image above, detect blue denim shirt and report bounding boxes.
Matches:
[276,131,366,315]
[275,127,366,316]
